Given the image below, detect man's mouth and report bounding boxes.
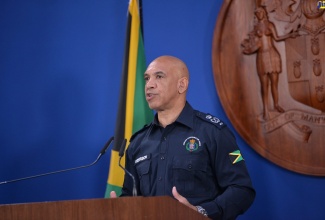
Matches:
[146,93,155,101]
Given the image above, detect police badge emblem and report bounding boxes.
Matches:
[183,137,201,152]
[212,0,325,175]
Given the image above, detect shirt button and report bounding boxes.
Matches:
[163,137,167,141]
[158,177,162,181]
[188,164,192,169]
[161,156,165,160]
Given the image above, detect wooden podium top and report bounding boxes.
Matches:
[0,196,208,220]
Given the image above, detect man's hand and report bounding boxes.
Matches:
[110,191,117,198]
[172,186,197,211]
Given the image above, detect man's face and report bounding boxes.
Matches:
[144,59,180,111]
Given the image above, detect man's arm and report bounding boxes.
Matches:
[203,127,256,219]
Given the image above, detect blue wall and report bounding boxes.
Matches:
[0,1,324,219]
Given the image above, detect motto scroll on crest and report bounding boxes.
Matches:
[212,0,325,175]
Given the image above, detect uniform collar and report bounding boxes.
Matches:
[176,101,194,129]
[153,101,194,129]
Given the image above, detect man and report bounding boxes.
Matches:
[111,55,255,219]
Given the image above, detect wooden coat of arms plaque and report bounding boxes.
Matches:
[212,0,325,176]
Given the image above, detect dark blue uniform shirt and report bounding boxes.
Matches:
[121,102,255,219]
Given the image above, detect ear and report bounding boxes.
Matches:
[178,77,189,94]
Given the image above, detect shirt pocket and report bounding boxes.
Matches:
[172,155,209,197]
[135,160,151,195]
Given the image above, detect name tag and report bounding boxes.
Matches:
[135,155,149,164]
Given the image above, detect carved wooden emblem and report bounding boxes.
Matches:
[212,0,325,175]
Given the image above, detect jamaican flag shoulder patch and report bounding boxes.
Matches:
[229,150,244,164]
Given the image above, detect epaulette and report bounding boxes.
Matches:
[130,123,151,142]
[195,111,227,129]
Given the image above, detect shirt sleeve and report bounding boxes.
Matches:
[201,127,256,220]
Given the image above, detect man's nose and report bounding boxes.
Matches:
[146,78,155,89]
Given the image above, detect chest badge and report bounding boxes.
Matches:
[183,136,201,152]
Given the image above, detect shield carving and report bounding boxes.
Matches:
[212,0,325,176]
[286,33,325,111]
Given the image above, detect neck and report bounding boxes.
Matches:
[157,102,186,128]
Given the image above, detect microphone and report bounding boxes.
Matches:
[0,136,114,185]
[118,139,137,196]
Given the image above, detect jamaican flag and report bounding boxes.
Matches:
[104,0,153,198]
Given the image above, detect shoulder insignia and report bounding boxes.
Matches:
[195,111,227,129]
[130,123,151,142]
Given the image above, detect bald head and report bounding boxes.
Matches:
[149,55,189,80]
[144,55,189,113]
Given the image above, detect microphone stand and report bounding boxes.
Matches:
[118,139,137,196]
[118,157,137,196]
[0,136,114,185]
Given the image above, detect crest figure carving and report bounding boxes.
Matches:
[212,0,325,175]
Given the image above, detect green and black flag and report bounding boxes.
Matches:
[104,0,153,198]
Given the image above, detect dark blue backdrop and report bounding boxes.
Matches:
[1,1,324,219]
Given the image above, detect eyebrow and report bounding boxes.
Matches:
[144,71,166,77]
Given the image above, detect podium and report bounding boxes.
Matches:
[0,196,207,219]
